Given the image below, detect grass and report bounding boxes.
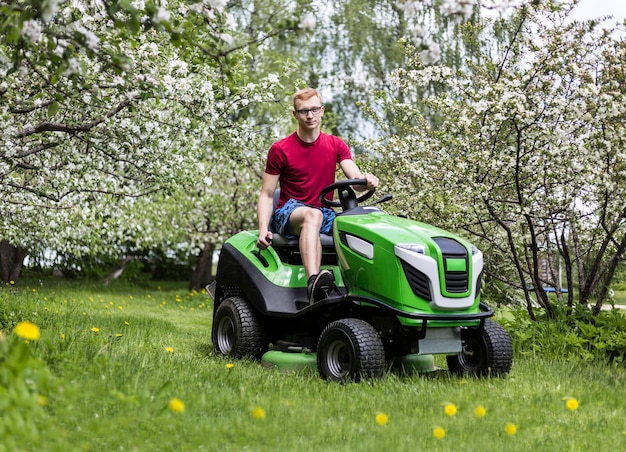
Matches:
[613,289,626,306]
[1,276,625,451]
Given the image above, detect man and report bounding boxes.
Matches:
[256,88,378,304]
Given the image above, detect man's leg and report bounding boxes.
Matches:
[287,206,335,303]
[287,206,323,278]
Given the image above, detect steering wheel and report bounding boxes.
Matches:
[319,179,375,211]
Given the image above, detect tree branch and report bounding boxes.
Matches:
[15,98,133,139]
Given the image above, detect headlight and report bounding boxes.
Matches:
[396,243,426,255]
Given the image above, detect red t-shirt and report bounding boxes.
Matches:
[265,132,353,208]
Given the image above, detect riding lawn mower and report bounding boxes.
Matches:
[209,179,513,382]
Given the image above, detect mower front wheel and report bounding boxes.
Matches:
[317,318,385,383]
[446,319,513,377]
[212,296,266,359]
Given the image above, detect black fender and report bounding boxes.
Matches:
[214,243,306,316]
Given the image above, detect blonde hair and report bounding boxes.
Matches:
[292,88,322,109]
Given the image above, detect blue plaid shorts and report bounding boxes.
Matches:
[271,198,336,239]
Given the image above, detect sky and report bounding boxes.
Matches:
[569,0,626,22]
[565,0,626,37]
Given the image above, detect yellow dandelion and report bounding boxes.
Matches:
[91,327,100,333]
[116,333,123,337]
[564,397,579,411]
[433,427,445,439]
[444,403,457,416]
[375,412,388,425]
[14,321,41,341]
[226,363,234,370]
[168,398,185,413]
[124,321,130,325]
[474,405,487,418]
[37,395,48,406]
[118,305,123,311]
[505,423,517,435]
[166,346,174,353]
[251,406,266,420]
[9,280,15,285]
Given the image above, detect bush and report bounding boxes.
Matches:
[501,305,626,366]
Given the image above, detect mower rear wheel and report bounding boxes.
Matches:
[212,296,266,359]
[446,319,513,377]
[317,318,385,383]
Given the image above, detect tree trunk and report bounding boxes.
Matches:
[0,240,29,284]
[190,242,215,292]
[103,256,133,285]
[592,234,626,315]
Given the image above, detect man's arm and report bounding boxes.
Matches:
[339,159,379,191]
[257,172,280,249]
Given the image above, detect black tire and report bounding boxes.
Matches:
[447,319,513,377]
[317,318,385,383]
[212,297,266,359]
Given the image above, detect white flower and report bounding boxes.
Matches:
[220,33,233,45]
[419,40,441,65]
[225,13,237,30]
[299,13,316,30]
[153,7,171,24]
[112,76,125,86]
[396,0,430,18]
[65,57,81,75]
[21,20,43,43]
[76,26,100,50]
[168,59,188,76]
[52,39,67,57]
[41,0,60,23]
[131,0,146,10]
[207,0,228,12]
[440,0,476,20]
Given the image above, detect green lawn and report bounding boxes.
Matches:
[1,277,625,451]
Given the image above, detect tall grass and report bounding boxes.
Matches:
[1,277,625,451]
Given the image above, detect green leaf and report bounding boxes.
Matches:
[47,101,59,117]
[7,25,21,43]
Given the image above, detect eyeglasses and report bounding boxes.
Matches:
[295,106,323,116]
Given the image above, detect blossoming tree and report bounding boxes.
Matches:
[370,3,625,317]
[0,0,310,285]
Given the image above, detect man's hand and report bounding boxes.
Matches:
[354,173,379,192]
[363,173,379,191]
[257,231,273,250]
